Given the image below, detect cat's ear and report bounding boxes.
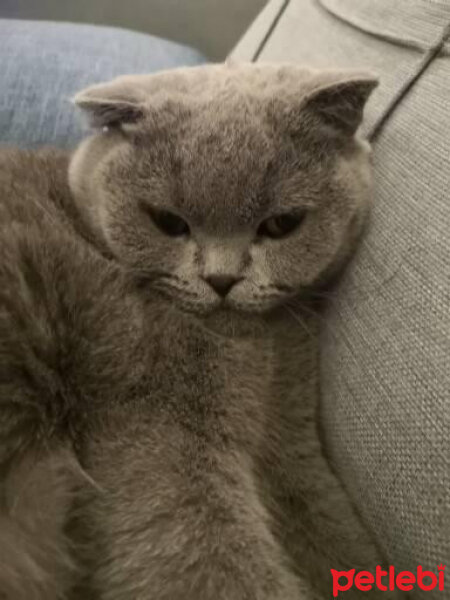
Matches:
[301,73,378,136]
[72,78,147,129]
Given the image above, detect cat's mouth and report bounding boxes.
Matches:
[223,297,280,314]
[176,295,283,320]
[145,276,287,318]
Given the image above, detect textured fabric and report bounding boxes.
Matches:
[233,0,450,594]
[321,0,450,51]
[0,19,206,148]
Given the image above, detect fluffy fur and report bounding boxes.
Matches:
[0,63,394,599]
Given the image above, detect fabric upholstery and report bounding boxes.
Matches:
[233,1,450,594]
[0,19,206,148]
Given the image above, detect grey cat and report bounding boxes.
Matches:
[0,62,395,599]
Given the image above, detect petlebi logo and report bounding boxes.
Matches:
[331,564,445,596]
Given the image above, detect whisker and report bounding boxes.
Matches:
[308,243,410,308]
[152,281,200,299]
[282,304,316,342]
[131,270,174,287]
[286,298,345,345]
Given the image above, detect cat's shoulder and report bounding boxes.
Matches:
[0,147,72,222]
[0,147,124,342]
[0,149,143,454]
[0,147,70,192]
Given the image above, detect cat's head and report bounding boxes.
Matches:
[69,63,377,320]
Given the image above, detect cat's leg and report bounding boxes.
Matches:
[75,403,312,600]
[0,226,105,600]
[264,312,400,599]
[0,444,82,600]
[263,391,400,599]
[0,286,81,599]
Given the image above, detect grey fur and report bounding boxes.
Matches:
[0,63,393,599]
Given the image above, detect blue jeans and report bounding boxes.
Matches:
[0,19,206,148]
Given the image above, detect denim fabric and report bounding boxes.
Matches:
[0,19,207,148]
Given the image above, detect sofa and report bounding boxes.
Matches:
[1,2,449,597]
[233,1,450,594]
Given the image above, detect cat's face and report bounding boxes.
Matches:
[70,63,377,319]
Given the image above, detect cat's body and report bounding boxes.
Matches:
[0,63,394,599]
[0,149,311,600]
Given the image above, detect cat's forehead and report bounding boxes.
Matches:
[124,64,333,227]
[131,90,285,229]
[99,63,375,229]
[165,98,280,228]
[118,62,318,101]
[186,113,275,222]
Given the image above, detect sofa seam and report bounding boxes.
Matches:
[251,0,291,62]
[368,20,450,141]
[317,0,448,54]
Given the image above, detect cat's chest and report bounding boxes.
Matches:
[269,311,321,400]
[72,303,271,455]
[74,299,260,414]
[143,316,228,403]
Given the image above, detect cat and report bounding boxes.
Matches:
[0,62,396,599]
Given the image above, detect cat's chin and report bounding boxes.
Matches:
[199,308,267,339]
[149,291,272,338]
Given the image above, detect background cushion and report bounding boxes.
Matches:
[0,19,206,148]
[0,0,265,61]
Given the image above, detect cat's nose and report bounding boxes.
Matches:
[204,275,241,297]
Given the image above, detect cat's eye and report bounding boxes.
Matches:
[149,209,190,237]
[257,213,305,239]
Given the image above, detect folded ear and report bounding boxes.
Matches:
[72,77,147,129]
[302,73,378,136]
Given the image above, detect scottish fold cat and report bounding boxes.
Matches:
[0,63,393,599]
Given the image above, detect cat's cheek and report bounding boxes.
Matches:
[171,238,198,278]
[248,245,273,288]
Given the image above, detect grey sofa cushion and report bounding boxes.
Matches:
[233,0,450,590]
[0,19,206,148]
